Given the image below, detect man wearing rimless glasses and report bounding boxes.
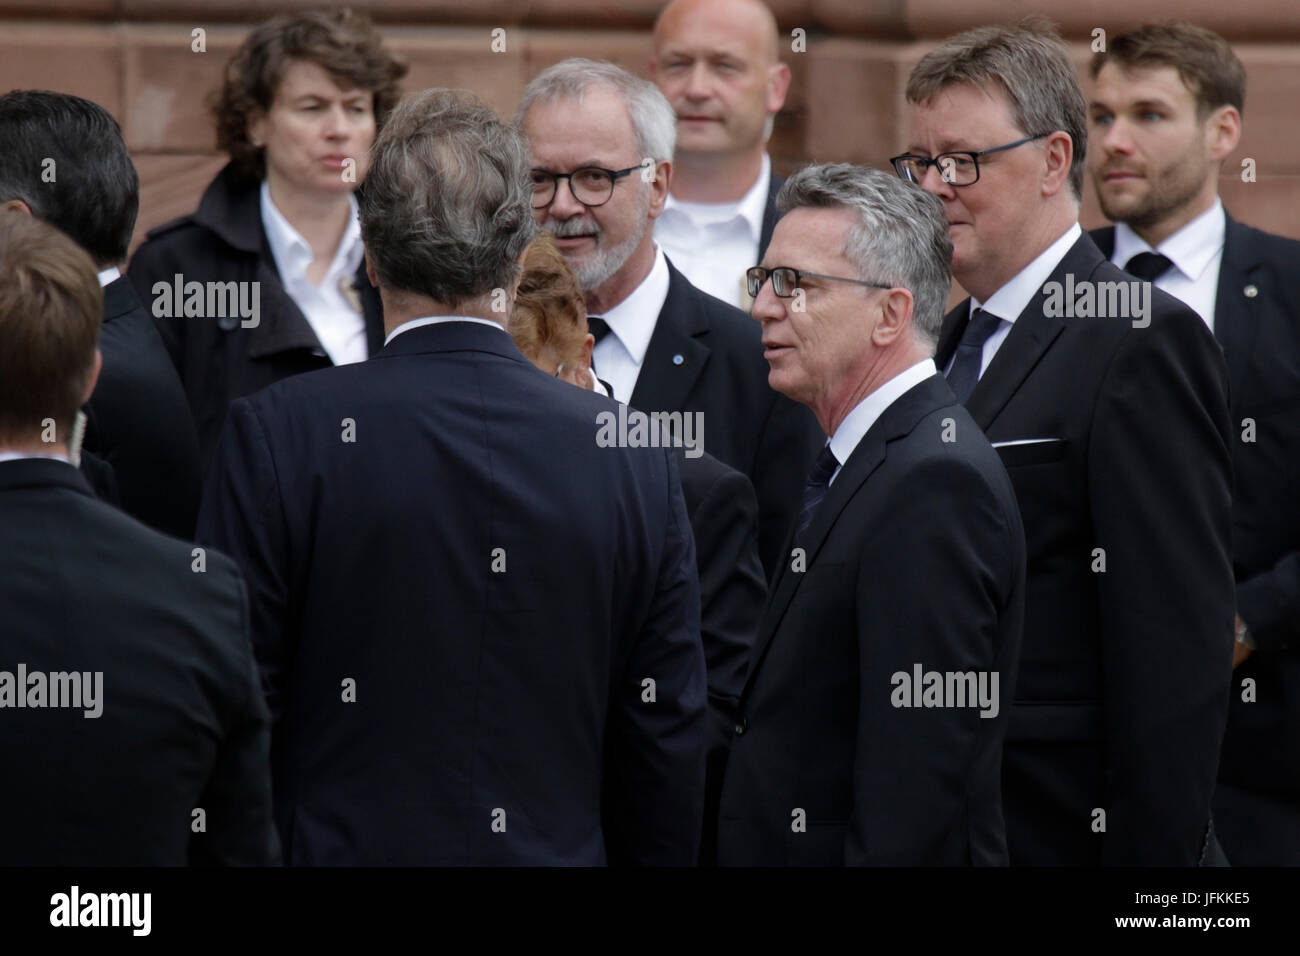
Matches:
[893,23,1235,867]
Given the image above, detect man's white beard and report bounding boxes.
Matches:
[543,192,652,294]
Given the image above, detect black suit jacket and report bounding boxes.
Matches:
[197,321,707,865]
[631,259,822,578]
[126,163,385,476]
[758,173,784,263]
[678,449,765,864]
[938,232,1235,865]
[0,458,277,865]
[83,276,203,538]
[1094,218,1300,823]
[717,373,1026,865]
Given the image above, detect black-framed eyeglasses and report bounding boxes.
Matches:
[530,162,651,208]
[746,266,892,299]
[889,133,1053,186]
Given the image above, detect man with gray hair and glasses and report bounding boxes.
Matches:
[517,57,822,582]
[198,89,707,865]
[895,22,1235,865]
[716,164,1026,865]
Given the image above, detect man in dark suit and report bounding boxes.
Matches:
[896,23,1236,865]
[518,58,822,578]
[0,211,277,866]
[0,90,202,538]
[716,164,1025,866]
[198,89,707,866]
[1088,22,1300,865]
[651,0,790,308]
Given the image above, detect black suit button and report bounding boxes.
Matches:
[734,718,747,736]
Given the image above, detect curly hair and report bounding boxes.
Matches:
[510,232,590,371]
[213,9,407,184]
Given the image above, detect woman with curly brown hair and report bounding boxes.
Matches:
[128,10,406,473]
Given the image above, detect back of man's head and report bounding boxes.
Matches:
[0,212,101,450]
[0,91,139,269]
[359,88,536,312]
[906,20,1087,201]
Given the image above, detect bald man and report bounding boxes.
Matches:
[651,0,791,309]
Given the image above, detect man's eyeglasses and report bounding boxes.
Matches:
[890,133,1053,186]
[746,266,892,299]
[530,162,650,208]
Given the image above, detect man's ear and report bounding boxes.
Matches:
[1206,105,1242,162]
[871,288,914,347]
[580,331,594,372]
[647,159,673,220]
[364,248,378,288]
[768,61,792,115]
[81,348,103,405]
[3,199,33,216]
[1041,130,1074,198]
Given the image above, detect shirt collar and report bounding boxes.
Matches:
[661,153,771,242]
[0,450,72,465]
[1111,198,1225,283]
[973,222,1083,322]
[828,358,938,473]
[384,315,508,347]
[97,266,121,288]
[260,180,364,285]
[598,244,671,365]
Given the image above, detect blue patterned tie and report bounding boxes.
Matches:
[945,308,1004,403]
[797,443,840,539]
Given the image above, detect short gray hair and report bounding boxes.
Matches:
[777,164,953,346]
[515,58,676,162]
[360,88,536,307]
[906,20,1087,201]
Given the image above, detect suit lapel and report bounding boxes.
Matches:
[742,374,951,699]
[629,260,710,414]
[1213,215,1262,399]
[758,174,784,262]
[958,236,1112,429]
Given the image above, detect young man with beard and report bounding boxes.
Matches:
[1088,21,1300,865]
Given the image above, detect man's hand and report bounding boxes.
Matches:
[1233,614,1254,668]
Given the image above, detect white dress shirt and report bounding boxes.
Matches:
[655,153,771,309]
[825,358,938,486]
[96,266,121,288]
[1109,199,1225,333]
[947,223,1084,379]
[385,315,508,347]
[591,244,671,403]
[261,181,369,366]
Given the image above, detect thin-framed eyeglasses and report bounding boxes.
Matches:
[746,266,893,299]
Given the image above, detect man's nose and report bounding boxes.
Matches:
[547,176,587,218]
[750,276,786,322]
[918,161,957,199]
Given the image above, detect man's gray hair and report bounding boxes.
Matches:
[359,88,536,307]
[777,164,953,346]
[905,20,1088,201]
[515,58,677,162]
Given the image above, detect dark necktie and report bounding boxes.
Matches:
[797,444,839,539]
[587,316,611,344]
[587,316,610,378]
[945,308,1004,404]
[1123,251,1174,283]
